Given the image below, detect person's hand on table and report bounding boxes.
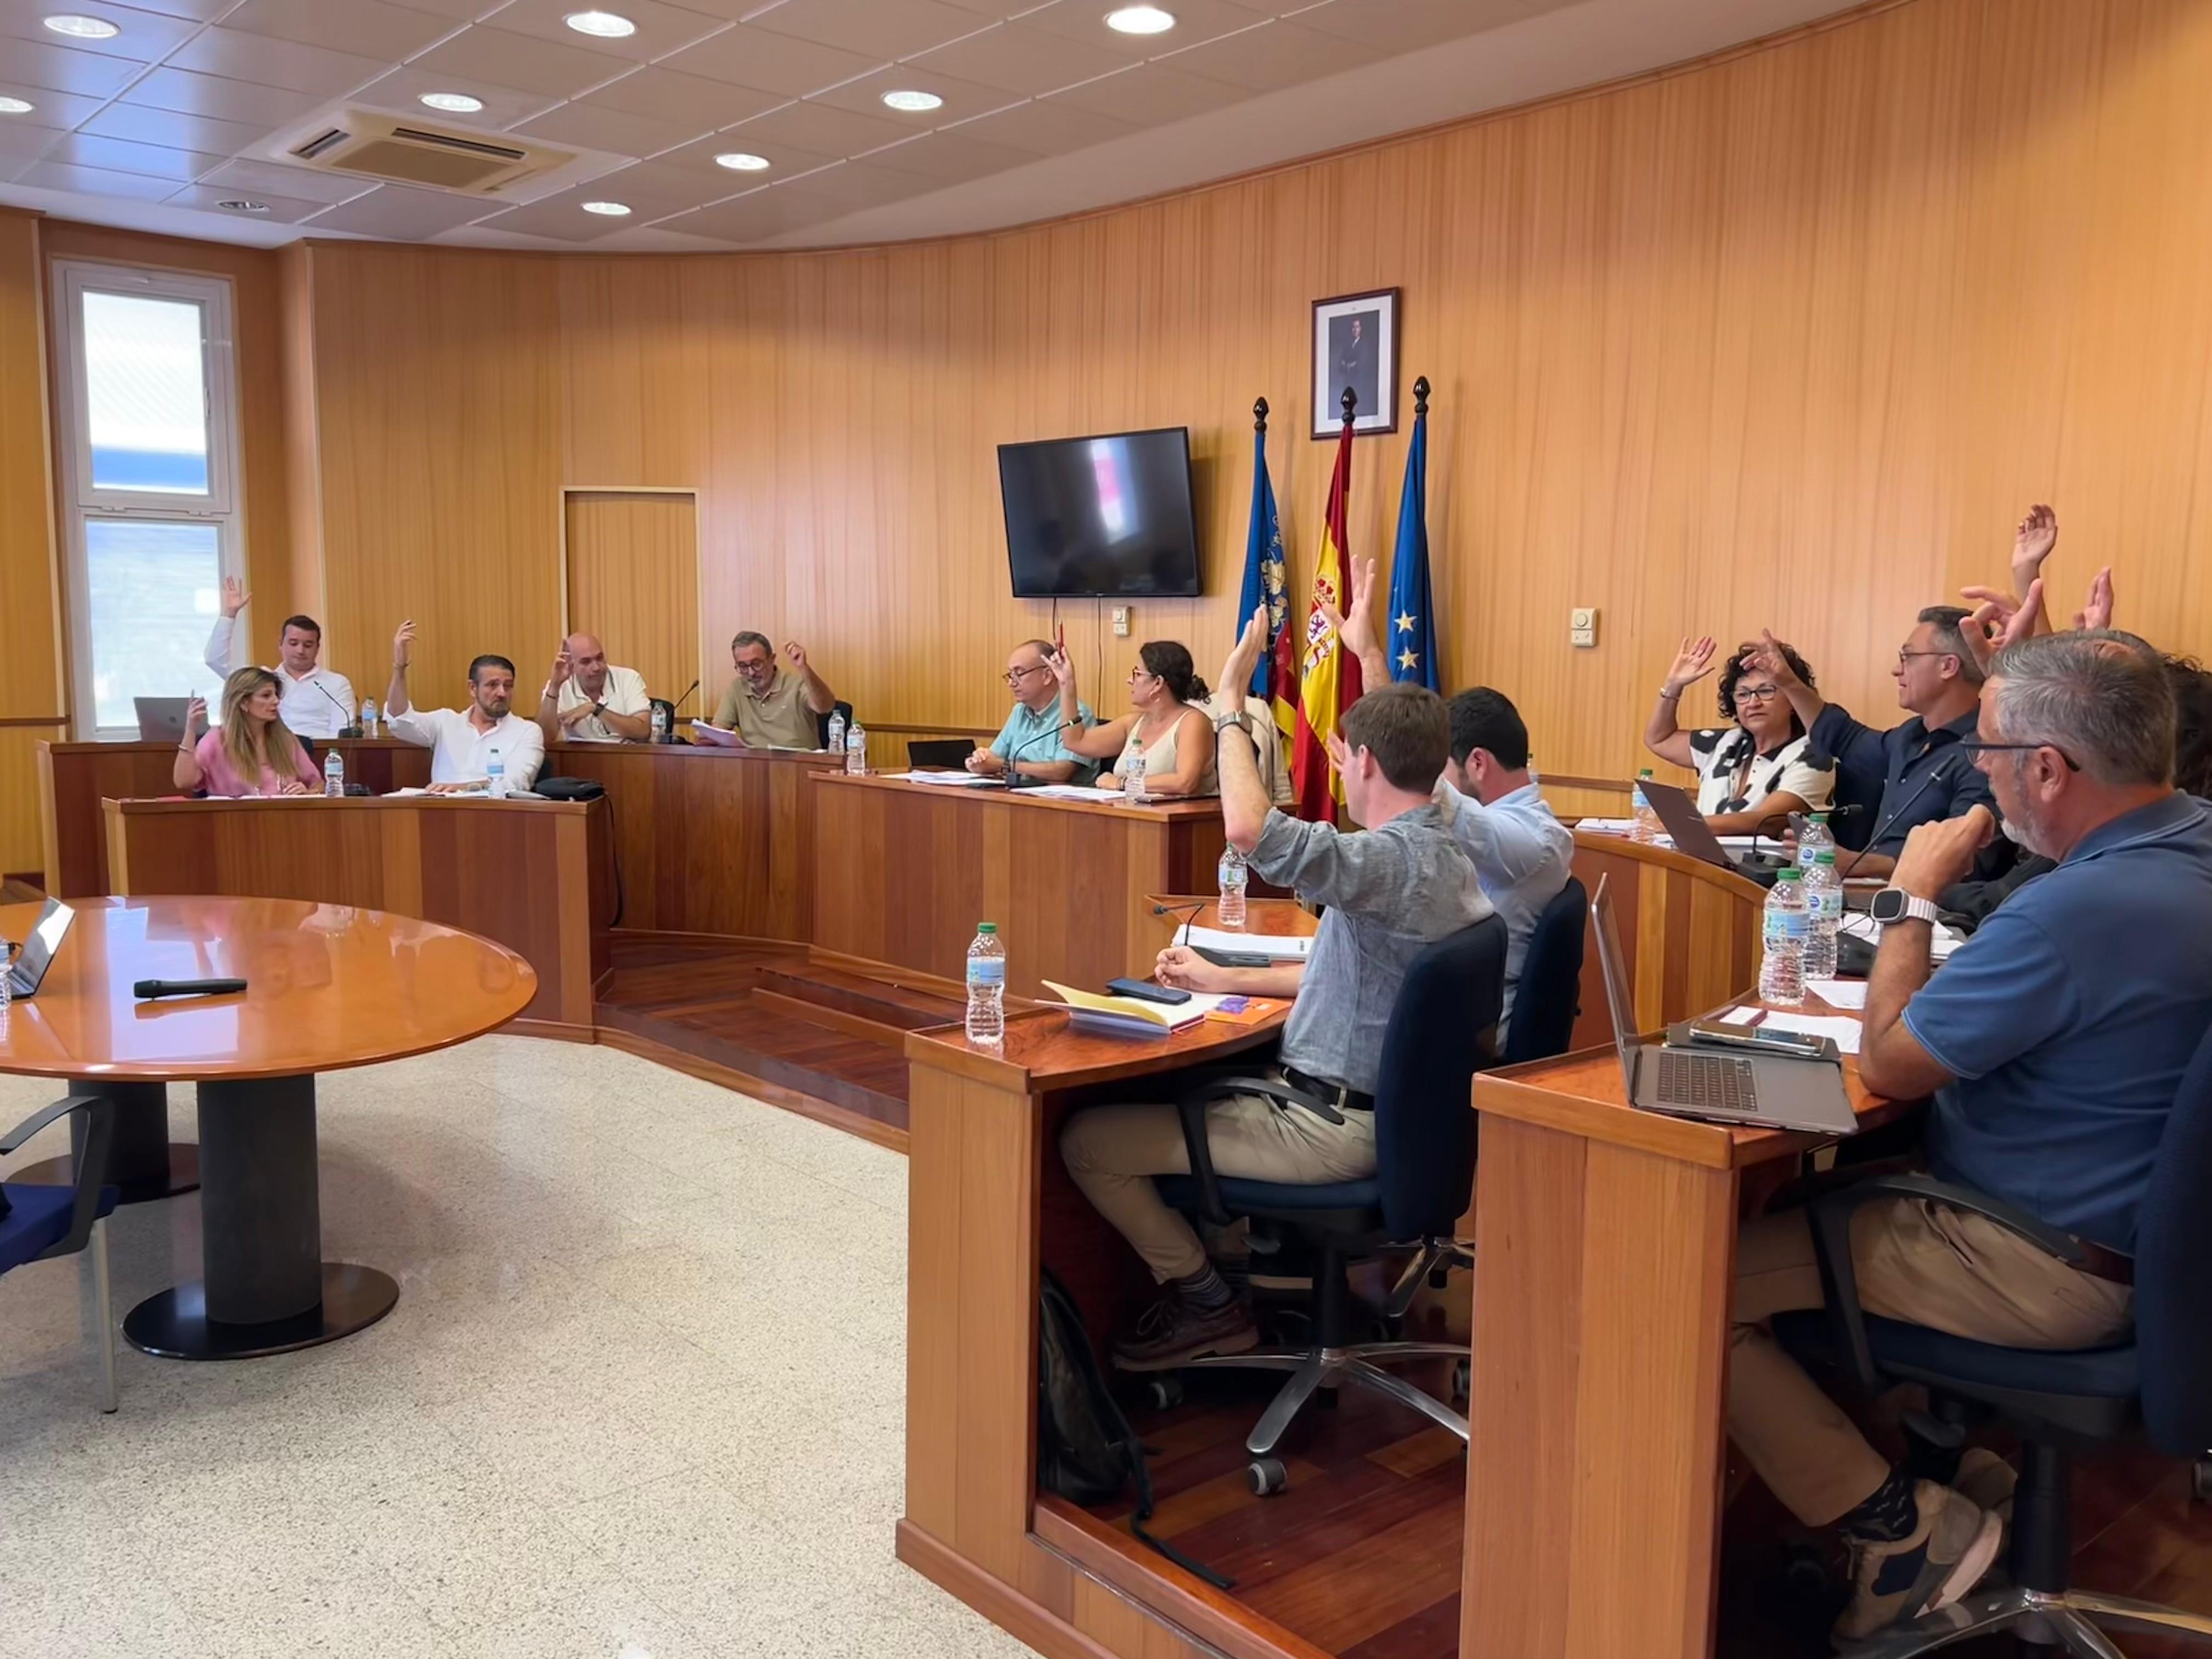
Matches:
[964,748,1005,776]
[423,781,480,795]
[277,776,312,796]
[1889,805,1995,902]
[560,701,599,730]
[1155,946,1233,993]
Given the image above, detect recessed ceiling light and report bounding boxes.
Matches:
[581,200,631,216]
[0,96,35,115]
[216,199,269,212]
[43,13,121,38]
[1105,5,1176,34]
[714,151,771,172]
[419,91,484,114]
[563,10,636,37]
[881,89,943,113]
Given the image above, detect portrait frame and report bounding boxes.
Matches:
[1310,288,1400,438]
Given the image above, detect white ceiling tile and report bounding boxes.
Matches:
[306,182,497,236]
[641,129,842,184]
[511,100,710,159]
[222,0,464,62]
[939,94,1136,156]
[123,66,327,126]
[3,39,145,98]
[482,0,733,64]
[661,23,881,97]
[0,0,201,63]
[406,25,636,100]
[1015,0,1274,57]
[1284,0,1530,54]
[98,0,229,16]
[0,81,105,131]
[473,186,650,240]
[906,21,1137,98]
[659,186,844,241]
[0,121,61,165]
[167,28,390,98]
[164,182,334,221]
[537,159,721,215]
[747,0,994,60]
[857,126,1035,185]
[18,158,182,200]
[1048,61,1248,125]
[576,64,782,129]
[769,156,918,209]
[723,96,914,157]
[349,66,563,130]
[1159,18,1386,90]
[201,155,380,205]
[82,101,279,155]
[47,131,222,180]
[805,63,1024,125]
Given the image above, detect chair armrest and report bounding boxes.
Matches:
[1,1094,91,1154]
[1172,1074,1339,1228]
[3,1095,115,1262]
[1803,1172,2085,1395]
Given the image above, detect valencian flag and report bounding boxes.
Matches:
[1237,400,1295,741]
[1278,401,1364,820]
[1386,377,1438,690]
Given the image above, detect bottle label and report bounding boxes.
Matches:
[967,957,1005,988]
[1765,909,1810,945]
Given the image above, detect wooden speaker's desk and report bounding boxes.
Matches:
[810,773,1232,998]
[39,737,432,898]
[101,793,611,1034]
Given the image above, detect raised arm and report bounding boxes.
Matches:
[535,645,571,746]
[171,697,208,791]
[1213,609,1273,852]
[783,641,837,716]
[1319,555,1386,691]
[2010,504,2057,608]
[1750,629,1826,733]
[1643,635,1716,769]
[385,620,416,719]
[205,578,248,680]
[1049,636,1128,759]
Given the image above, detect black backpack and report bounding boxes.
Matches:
[1037,1268,1231,1588]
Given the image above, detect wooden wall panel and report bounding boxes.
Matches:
[562,490,700,704]
[0,210,63,874]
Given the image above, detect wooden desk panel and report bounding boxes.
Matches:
[812,774,1229,998]
[545,741,840,940]
[103,795,610,1033]
[39,738,432,899]
[1568,831,1765,1047]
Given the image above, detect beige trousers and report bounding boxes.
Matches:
[1060,1090,1378,1282]
[1730,1196,2134,1526]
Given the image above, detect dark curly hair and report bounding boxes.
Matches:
[2167,654,2212,799]
[1719,642,1816,738]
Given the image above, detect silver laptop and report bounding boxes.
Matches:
[134,696,191,744]
[4,898,74,1000]
[1639,778,1790,878]
[1591,875,1858,1135]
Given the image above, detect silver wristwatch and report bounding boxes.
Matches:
[1869,887,1942,928]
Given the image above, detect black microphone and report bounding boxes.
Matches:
[1151,900,1207,947]
[133,978,247,1000]
[996,720,1077,787]
[1838,759,1957,881]
[314,678,362,738]
[670,679,699,714]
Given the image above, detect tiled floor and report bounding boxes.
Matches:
[0,1035,1036,1659]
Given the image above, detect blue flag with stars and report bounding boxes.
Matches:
[1386,392,1437,689]
[1238,419,1289,702]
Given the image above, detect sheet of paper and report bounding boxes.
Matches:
[1577,817,1639,835]
[1756,1012,1864,1055]
[1021,784,1127,802]
[889,770,992,785]
[1041,980,1215,1030]
[1183,925,1312,961]
[1808,978,1869,1009]
[1717,1005,1763,1027]
[690,719,739,742]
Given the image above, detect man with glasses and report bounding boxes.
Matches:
[696,631,837,749]
[1748,606,2000,878]
[1724,630,2212,1644]
[966,634,1095,783]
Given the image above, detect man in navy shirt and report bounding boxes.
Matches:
[1728,631,2212,1644]
[1751,606,2000,878]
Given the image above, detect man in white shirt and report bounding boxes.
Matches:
[537,633,651,745]
[203,578,356,739]
[385,620,545,792]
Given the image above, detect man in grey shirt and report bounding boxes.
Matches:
[1062,613,1490,1371]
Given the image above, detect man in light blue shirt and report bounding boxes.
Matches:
[967,637,1094,783]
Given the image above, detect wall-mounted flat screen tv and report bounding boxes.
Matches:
[998,427,1201,599]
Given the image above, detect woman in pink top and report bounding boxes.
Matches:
[173,668,317,798]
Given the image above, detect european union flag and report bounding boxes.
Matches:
[1238,407,1289,702]
[1387,381,1437,690]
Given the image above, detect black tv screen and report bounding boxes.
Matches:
[998,427,1201,599]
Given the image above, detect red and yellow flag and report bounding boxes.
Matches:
[1278,414,1364,820]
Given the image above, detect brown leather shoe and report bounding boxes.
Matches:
[1111,1295,1260,1372]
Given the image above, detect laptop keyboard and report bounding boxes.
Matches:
[1655,1049,1759,1115]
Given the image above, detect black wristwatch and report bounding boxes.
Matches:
[1869,887,1941,927]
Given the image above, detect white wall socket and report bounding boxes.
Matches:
[1570,606,1598,648]
[1111,606,1131,637]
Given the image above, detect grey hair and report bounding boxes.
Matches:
[1917,606,1987,686]
[1013,638,1054,661]
[1987,629,2175,787]
[730,630,772,657]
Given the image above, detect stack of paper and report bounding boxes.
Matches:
[1183,926,1312,962]
[891,770,992,786]
[1043,981,1223,1038]
[1022,784,1127,802]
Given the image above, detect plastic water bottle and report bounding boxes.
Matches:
[964,923,1005,1046]
[0,935,13,1019]
[487,748,507,798]
[844,719,866,774]
[360,698,379,737]
[1802,850,1843,981]
[1798,810,1835,867]
[826,711,846,758]
[1631,769,1662,843]
[1125,752,1148,803]
[1759,866,1809,1008]
[1217,845,1248,927]
[323,747,345,797]
[651,704,670,743]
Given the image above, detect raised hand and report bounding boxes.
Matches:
[2011,504,2058,591]
[783,640,809,674]
[1961,578,2044,673]
[2074,567,2114,632]
[549,647,573,689]
[1663,635,1718,695]
[183,696,207,738]
[392,619,416,668]
[1043,637,1076,690]
[1749,630,1804,689]
[1217,606,1267,703]
[220,577,251,619]
[1319,555,1380,663]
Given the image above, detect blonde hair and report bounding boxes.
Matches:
[218,668,306,789]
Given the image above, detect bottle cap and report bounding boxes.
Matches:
[977,922,997,934]
[1778,866,1802,881]
[1810,812,1829,823]
[1638,768,1654,778]
[1813,849,1837,864]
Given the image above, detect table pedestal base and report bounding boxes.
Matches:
[124,1264,399,1359]
[13,1080,198,1203]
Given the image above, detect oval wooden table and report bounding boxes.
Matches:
[0,896,536,1359]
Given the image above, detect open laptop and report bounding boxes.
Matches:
[1591,875,1858,1135]
[134,697,191,744]
[1639,778,1791,882]
[4,898,75,1000]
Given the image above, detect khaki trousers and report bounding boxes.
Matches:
[1060,1091,1378,1282]
[1730,1196,2134,1526]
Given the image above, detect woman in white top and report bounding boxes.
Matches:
[1643,635,1835,834]
[1054,638,1218,797]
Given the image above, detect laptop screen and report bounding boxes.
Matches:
[9,899,74,996]
[1588,876,1643,1093]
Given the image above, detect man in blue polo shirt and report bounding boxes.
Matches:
[1726,630,2212,1645]
[966,636,1093,783]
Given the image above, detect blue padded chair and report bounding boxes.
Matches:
[1,1093,120,1413]
[1155,917,1505,1484]
[1774,1020,2212,1657]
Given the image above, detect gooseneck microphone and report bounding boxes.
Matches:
[1151,900,1207,947]
[998,720,1077,786]
[1838,759,1958,881]
[670,680,700,715]
[314,678,362,738]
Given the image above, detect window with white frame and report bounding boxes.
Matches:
[49,260,244,739]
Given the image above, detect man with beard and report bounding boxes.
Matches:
[386,620,546,791]
[1721,629,2212,1644]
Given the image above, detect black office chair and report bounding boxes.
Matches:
[907,737,974,769]
[1774,1020,2212,1657]
[1,1093,120,1412]
[1155,918,1505,1492]
[816,700,855,751]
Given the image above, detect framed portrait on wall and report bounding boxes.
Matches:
[1311,288,1400,437]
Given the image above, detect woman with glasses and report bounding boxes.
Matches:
[1643,635,1835,834]
[1052,638,1218,798]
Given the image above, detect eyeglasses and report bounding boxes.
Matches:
[1127,668,1156,684]
[1897,648,1956,666]
[1003,664,1047,685]
[1734,684,1782,703]
[1956,738,2082,772]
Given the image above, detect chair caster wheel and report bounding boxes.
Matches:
[1143,1377,1183,1411]
[2193,1458,2212,1504]
[1248,1458,1287,1497]
[1452,1358,1470,1407]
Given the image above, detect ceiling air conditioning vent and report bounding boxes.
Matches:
[281,110,571,195]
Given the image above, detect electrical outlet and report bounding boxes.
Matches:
[1111,606,1131,637]
[1570,607,1598,649]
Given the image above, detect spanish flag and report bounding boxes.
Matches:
[1278,411,1364,820]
